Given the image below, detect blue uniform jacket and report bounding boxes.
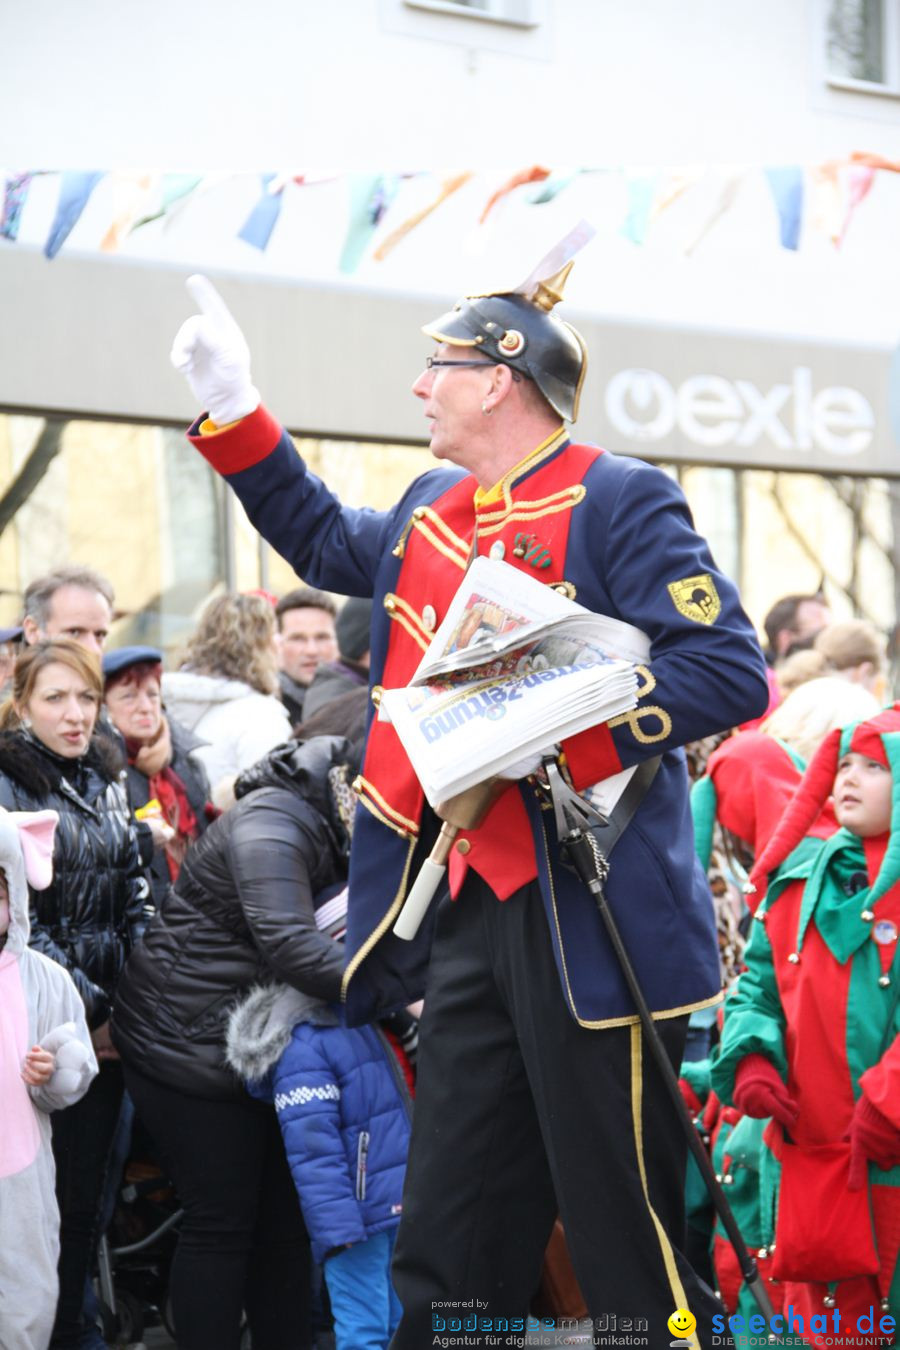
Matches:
[192,409,769,1029]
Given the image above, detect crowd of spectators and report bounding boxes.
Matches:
[1,564,898,1349]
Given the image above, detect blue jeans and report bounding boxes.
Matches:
[324,1231,401,1350]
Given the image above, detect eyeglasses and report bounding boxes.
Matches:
[424,358,493,371]
[423,357,521,382]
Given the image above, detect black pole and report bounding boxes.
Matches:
[564,827,779,1329]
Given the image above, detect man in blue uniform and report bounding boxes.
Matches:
[171,266,768,1346]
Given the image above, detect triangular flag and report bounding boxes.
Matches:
[131,173,203,233]
[620,171,660,245]
[839,162,876,244]
[238,173,283,251]
[479,166,551,223]
[44,171,104,260]
[683,171,744,257]
[810,161,843,246]
[0,172,33,241]
[528,169,582,204]
[850,150,900,173]
[648,167,702,224]
[373,172,472,262]
[764,166,804,250]
[100,172,156,253]
[339,173,396,275]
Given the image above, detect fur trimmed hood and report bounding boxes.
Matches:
[0,729,125,799]
[225,983,337,1084]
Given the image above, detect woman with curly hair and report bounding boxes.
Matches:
[162,592,291,795]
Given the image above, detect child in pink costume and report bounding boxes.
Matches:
[0,809,97,1350]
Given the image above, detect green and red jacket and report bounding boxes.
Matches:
[712,829,900,1302]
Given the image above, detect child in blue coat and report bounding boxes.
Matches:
[226,896,412,1350]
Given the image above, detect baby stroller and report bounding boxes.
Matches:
[94,1123,183,1347]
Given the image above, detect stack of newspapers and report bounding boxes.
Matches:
[379,557,649,808]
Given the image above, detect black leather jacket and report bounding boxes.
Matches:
[0,729,150,1028]
[112,735,352,1100]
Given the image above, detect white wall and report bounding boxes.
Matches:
[3,0,899,168]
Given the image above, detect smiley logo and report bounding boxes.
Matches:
[667,1309,696,1339]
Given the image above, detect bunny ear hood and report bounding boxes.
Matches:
[0,809,58,954]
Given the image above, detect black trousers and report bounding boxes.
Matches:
[51,1060,125,1349]
[390,874,722,1349]
[123,1060,312,1350]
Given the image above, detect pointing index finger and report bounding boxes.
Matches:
[185,273,235,327]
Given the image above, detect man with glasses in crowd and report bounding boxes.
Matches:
[170,263,768,1347]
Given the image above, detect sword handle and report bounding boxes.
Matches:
[393,821,458,941]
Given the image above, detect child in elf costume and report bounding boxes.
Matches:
[712,706,900,1344]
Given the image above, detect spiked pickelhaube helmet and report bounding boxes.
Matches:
[422,260,588,423]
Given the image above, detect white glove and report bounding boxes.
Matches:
[170,274,261,426]
[500,747,556,780]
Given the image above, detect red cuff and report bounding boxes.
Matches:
[188,404,283,475]
[560,722,623,792]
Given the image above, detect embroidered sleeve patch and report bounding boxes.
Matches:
[667,574,721,625]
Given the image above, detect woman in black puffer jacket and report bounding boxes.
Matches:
[112,727,360,1350]
[0,638,149,1350]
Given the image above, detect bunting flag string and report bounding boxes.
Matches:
[5,154,895,268]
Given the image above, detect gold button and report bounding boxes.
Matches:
[456,839,471,855]
[412,506,426,520]
[351,776,363,794]
[861,909,875,922]
[370,685,383,707]
[384,595,396,613]
[787,952,800,964]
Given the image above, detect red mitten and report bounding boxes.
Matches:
[732,1053,798,1128]
[847,1094,900,1191]
[678,1077,704,1117]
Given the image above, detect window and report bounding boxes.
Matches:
[404,0,536,27]
[825,0,900,93]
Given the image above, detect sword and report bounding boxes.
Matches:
[393,777,506,941]
[541,757,779,1332]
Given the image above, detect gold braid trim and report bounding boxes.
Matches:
[630,1026,696,1337]
[476,485,587,537]
[608,664,672,745]
[354,775,420,837]
[341,835,419,999]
